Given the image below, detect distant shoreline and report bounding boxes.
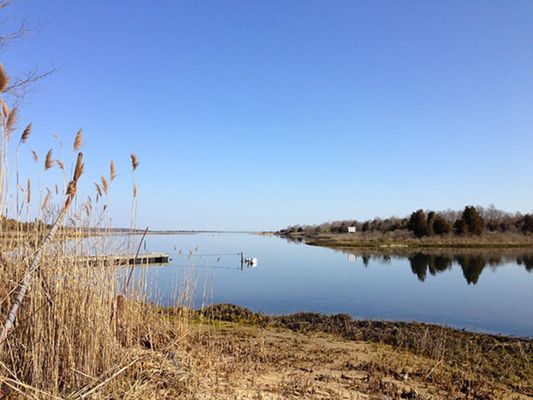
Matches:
[277,231,533,249]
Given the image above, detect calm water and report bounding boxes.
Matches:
[130,232,533,337]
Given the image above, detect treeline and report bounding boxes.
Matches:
[280,205,533,237]
[0,217,52,232]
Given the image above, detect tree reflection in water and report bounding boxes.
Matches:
[342,249,533,285]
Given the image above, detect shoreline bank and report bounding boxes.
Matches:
[277,231,533,250]
[149,303,533,399]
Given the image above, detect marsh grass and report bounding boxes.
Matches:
[0,65,195,398]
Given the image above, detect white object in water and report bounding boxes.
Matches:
[244,257,258,267]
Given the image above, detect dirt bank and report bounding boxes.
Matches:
[133,304,532,399]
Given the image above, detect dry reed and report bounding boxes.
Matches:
[130,153,139,170]
[110,160,116,181]
[44,148,53,170]
[73,128,82,151]
[0,65,181,398]
[0,99,8,120]
[25,178,30,205]
[4,106,16,136]
[0,64,8,92]
[0,64,204,399]
[94,182,102,197]
[19,123,31,144]
[41,188,51,211]
[101,175,108,195]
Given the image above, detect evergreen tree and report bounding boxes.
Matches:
[521,214,533,233]
[462,206,485,235]
[408,209,428,238]
[338,222,349,233]
[454,218,467,235]
[426,211,436,236]
[433,214,452,235]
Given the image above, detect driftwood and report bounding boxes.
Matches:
[0,153,83,346]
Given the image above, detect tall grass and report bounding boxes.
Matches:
[0,65,189,398]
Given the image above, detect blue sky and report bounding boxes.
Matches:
[2,1,533,230]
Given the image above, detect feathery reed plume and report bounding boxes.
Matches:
[73,129,82,151]
[31,150,38,163]
[94,183,102,197]
[26,178,31,205]
[0,64,9,93]
[65,152,84,207]
[101,176,108,195]
[20,123,32,143]
[110,160,116,181]
[86,196,93,217]
[130,153,139,171]
[73,152,84,181]
[41,188,51,211]
[55,160,64,170]
[66,181,75,200]
[44,149,53,170]
[5,106,17,135]
[1,99,9,119]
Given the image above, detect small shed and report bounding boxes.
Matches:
[348,226,356,233]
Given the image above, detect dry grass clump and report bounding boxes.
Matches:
[0,65,194,398]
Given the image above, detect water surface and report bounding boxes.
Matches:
[131,232,533,337]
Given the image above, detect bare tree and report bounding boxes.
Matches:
[0,0,55,105]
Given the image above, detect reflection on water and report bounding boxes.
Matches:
[132,233,533,337]
[341,250,533,285]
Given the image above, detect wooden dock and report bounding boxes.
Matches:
[77,252,169,266]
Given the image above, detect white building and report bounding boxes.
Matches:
[348,226,356,233]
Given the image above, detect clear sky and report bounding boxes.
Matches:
[2,1,533,230]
